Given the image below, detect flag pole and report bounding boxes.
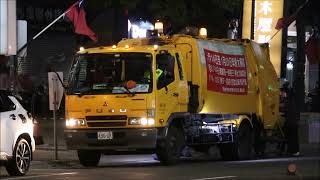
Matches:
[17,1,79,55]
[267,29,281,43]
[268,0,309,44]
[33,13,69,40]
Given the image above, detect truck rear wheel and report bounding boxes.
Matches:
[220,122,253,160]
[156,126,184,165]
[77,150,101,167]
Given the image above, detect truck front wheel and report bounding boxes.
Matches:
[77,150,101,167]
[220,122,253,160]
[156,126,184,165]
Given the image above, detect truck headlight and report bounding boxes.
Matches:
[128,117,140,125]
[66,118,86,127]
[128,117,155,126]
[140,118,148,125]
[147,118,155,125]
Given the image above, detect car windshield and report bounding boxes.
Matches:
[67,53,153,95]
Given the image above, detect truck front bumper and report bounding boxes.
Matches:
[64,128,158,151]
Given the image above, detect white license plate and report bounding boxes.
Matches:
[97,131,113,140]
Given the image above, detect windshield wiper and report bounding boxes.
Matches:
[122,85,136,96]
[73,87,93,97]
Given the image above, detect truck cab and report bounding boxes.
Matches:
[64,42,188,166]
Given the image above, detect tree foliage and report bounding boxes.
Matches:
[78,0,243,38]
[127,0,242,37]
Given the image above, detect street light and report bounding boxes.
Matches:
[286,62,293,70]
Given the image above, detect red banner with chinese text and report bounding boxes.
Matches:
[204,49,248,95]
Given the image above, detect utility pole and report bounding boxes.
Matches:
[250,0,255,40]
[281,0,289,78]
[295,17,306,112]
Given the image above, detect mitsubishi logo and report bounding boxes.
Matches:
[103,101,108,107]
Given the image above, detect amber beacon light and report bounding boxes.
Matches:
[199,28,207,38]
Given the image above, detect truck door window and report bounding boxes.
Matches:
[156,53,175,89]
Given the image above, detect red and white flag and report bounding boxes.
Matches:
[275,0,308,30]
[275,13,297,30]
[65,0,98,42]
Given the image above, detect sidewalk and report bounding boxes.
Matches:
[32,115,78,166]
[296,113,320,156]
[32,149,80,169]
[36,116,66,148]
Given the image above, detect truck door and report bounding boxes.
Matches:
[155,51,180,124]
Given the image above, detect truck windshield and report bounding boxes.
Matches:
[67,53,152,95]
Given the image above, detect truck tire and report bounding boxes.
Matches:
[253,127,266,157]
[156,126,184,165]
[77,150,101,167]
[6,138,32,176]
[252,118,266,157]
[220,123,253,160]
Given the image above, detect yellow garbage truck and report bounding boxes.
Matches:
[64,34,284,166]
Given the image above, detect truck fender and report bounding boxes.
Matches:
[158,112,190,138]
[238,115,253,129]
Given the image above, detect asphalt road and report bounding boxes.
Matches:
[1,153,319,180]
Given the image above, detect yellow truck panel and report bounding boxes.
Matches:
[172,36,280,129]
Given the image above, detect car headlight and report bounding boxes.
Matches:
[128,117,155,126]
[66,118,86,127]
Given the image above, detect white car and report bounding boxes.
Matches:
[0,90,35,176]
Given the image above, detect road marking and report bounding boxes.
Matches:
[227,156,320,164]
[192,176,237,180]
[2,172,77,180]
[31,169,79,171]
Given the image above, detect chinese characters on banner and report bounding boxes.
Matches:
[204,49,248,95]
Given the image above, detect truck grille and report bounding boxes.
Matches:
[85,115,127,127]
[87,122,127,127]
[86,115,127,121]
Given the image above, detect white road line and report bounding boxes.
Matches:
[228,156,320,164]
[192,176,237,180]
[2,172,77,180]
[31,169,78,171]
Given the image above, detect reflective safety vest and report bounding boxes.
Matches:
[156,69,163,80]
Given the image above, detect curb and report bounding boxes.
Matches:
[36,144,68,151]
[31,160,82,169]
